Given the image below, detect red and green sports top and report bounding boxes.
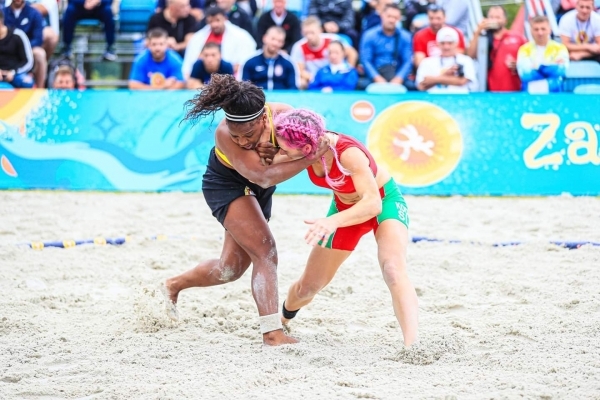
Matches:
[307,133,378,194]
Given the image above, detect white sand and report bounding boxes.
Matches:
[0,191,599,399]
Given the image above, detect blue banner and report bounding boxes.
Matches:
[0,90,599,195]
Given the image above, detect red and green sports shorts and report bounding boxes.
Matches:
[319,179,409,251]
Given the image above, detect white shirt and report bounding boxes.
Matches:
[182,21,257,77]
[270,10,287,26]
[558,9,600,44]
[290,33,342,76]
[534,45,546,69]
[416,53,477,93]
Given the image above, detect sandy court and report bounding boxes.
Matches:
[0,191,599,399]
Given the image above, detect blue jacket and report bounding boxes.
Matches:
[308,63,358,91]
[242,51,297,90]
[2,4,44,47]
[361,12,381,32]
[359,25,413,81]
[68,0,112,6]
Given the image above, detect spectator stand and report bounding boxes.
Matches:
[564,60,600,91]
[523,0,558,40]
[66,0,153,88]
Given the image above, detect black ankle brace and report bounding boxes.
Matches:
[282,301,300,320]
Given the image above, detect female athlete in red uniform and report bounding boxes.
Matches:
[271,109,419,346]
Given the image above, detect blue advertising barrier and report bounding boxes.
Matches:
[0,90,599,195]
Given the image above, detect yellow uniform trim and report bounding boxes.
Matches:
[215,105,277,168]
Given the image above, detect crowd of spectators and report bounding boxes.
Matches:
[0,0,599,91]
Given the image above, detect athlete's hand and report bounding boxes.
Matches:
[255,142,279,165]
[309,136,331,160]
[304,217,338,247]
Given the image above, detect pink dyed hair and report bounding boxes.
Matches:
[274,109,351,188]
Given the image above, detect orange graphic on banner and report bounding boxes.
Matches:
[1,155,18,177]
[0,89,46,135]
[350,100,375,123]
[366,101,463,187]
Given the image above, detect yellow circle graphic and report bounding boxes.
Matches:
[366,101,463,187]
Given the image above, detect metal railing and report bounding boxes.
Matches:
[523,0,559,40]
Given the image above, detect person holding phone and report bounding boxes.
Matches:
[467,5,526,92]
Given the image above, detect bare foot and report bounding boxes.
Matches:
[262,329,299,346]
[281,317,292,334]
[159,280,179,322]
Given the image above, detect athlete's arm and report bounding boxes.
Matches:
[329,148,382,227]
[305,147,382,246]
[217,125,329,188]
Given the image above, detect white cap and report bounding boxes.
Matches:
[436,27,459,43]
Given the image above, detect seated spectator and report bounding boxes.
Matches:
[182,6,256,77]
[557,0,577,20]
[405,0,469,35]
[236,0,257,16]
[156,0,204,22]
[0,8,34,88]
[47,55,85,88]
[241,26,297,90]
[467,5,526,92]
[214,0,254,37]
[52,65,77,89]
[62,0,116,61]
[361,0,393,32]
[518,16,569,93]
[129,28,185,90]
[308,0,358,47]
[308,40,357,91]
[290,16,358,88]
[261,0,304,18]
[206,0,258,17]
[360,5,412,86]
[437,0,469,36]
[558,0,600,61]
[403,0,433,31]
[416,27,477,93]
[187,42,233,89]
[256,0,301,53]
[3,0,56,87]
[147,0,196,58]
[413,4,465,69]
[6,0,60,49]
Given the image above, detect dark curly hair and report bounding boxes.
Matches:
[184,74,266,126]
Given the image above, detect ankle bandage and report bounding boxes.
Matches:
[259,313,283,334]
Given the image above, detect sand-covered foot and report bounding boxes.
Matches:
[388,334,464,365]
[263,329,299,346]
[159,281,179,322]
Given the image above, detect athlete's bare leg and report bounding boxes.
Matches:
[164,231,252,304]
[283,246,351,325]
[375,220,419,346]
[164,195,296,346]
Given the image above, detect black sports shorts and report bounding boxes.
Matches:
[202,147,276,226]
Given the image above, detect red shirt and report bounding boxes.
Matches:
[206,31,223,45]
[488,31,527,92]
[413,26,466,57]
